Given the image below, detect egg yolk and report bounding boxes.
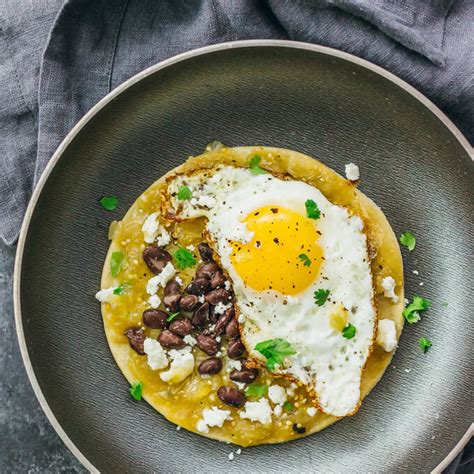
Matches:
[230,206,322,295]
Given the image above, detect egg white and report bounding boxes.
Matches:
[167,166,376,417]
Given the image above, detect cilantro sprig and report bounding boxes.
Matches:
[113,284,128,295]
[342,323,357,339]
[99,195,118,211]
[166,312,180,322]
[177,185,192,200]
[130,381,143,401]
[399,231,416,251]
[402,296,430,324]
[305,199,320,219]
[110,251,125,277]
[418,338,432,353]
[298,253,311,267]
[282,401,295,412]
[248,155,267,175]
[314,289,330,306]
[255,338,296,371]
[173,248,196,270]
[245,384,268,398]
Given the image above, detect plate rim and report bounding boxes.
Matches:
[13,39,473,473]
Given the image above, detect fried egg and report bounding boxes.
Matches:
[166,166,376,417]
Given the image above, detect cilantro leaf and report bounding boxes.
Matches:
[418,337,432,353]
[399,231,416,251]
[305,199,321,219]
[254,338,296,371]
[166,312,180,322]
[282,401,295,412]
[177,185,192,200]
[130,381,143,401]
[110,251,124,277]
[245,384,268,398]
[403,296,430,324]
[314,289,330,306]
[248,155,267,175]
[298,253,311,267]
[342,323,357,339]
[113,284,126,295]
[99,195,118,211]
[173,248,196,270]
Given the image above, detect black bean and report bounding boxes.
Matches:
[142,309,168,329]
[192,302,209,327]
[227,339,246,359]
[217,386,246,408]
[292,423,306,434]
[198,357,223,375]
[158,330,186,349]
[186,278,211,295]
[164,280,181,295]
[180,294,199,311]
[163,293,181,312]
[198,242,214,262]
[196,334,220,355]
[195,262,220,279]
[214,308,235,335]
[143,246,171,275]
[225,318,240,338]
[169,318,194,336]
[229,368,258,384]
[210,271,226,289]
[205,288,230,305]
[123,327,146,355]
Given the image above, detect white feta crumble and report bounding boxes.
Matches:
[345,163,360,181]
[214,301,232,315]
[224,280,231,291]
[146,262,176,294]
[238,314,245,324]
[419,282,424,286]
[160,348,194,384]
[228,452,234,461]
[233,381,246,390]
[183,334,197,347]
[268,385,287,405]
[239,398,273,425]
[148,294,161,309]
[381,276,398,303]
[376,319,398,352]
[143,338,168,370]
[413,270,419,275]
[198,295,205,303]
[306,407,317,417]
[142,212,159,243]
[176,426,181,431]
[227,360,242,372]
[286,383,297,397]
[215,336,221,343]
[197,407,231,434]
[174,275,183,286]
[95,287,116,302]
[156,226,171,247]
[236,448,241,455]
[273,404,282,417]
[186,244,195,251]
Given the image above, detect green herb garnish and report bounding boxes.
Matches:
[418,338,432,353]
[254,338,296,371]
[342,323,357,339]
[248,154,267,175]
[245,384,268,398]
[314,289,330,306]
[298,253,311,267]
[99,195,118,211]
[399,231,416,251]
[402,296,430,324]
[173,248,196,270]
[166,312,180,322]
[282,401,295,412]
[177,185,192,200]
[305,199,321,220]
[110,251,124,277]
[113,284,126,295]
[130,381,143,401]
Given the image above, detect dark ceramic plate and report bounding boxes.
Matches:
[14,41,473,473]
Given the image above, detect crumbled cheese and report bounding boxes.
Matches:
[239,398,273,425]
[286,383,297,397]
[215,336,221,343]
[234,381,246,390]
[405,368,411,373]
[146,262,176,294]
[381,276,398,303]
[224,280,231,291]
[197,407,231,434]
[419,282,424,286]
[268,385,287,405]
[273,404,282,417]
[156,226,171,247]
[143,338,168,370]
[198,295,205,303]
[183,335,197,347]
[345,163,360,181]
[186,244,195,251]
[160,348,194,383]
[227,360,242,371]
[214,301,232,315]
[228,452,234,461]
[148,294,161,309]
[413,270,419,275]
[95,287,116,302]
[306,407,317,417]
[236,448,241,455]
[175,276,183,286]
[376,319,398,352]
[238,314,245,324]
[142,212,159,243]
[176,426,181,431]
